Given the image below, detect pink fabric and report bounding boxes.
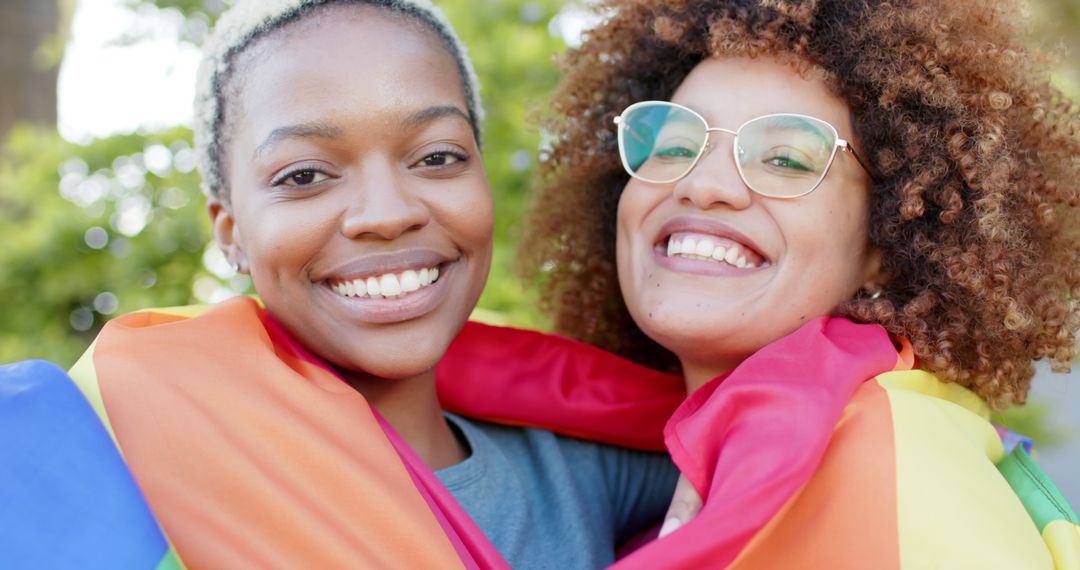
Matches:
[373,411,510,570]
[613,317,900,568]
[437,322,684,452]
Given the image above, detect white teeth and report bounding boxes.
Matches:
[665,235,761,269]
[682,237,697,257]
[329,265,442,299]
[380,274,402,296]
[694,239,713,258]
[400,270,420,293]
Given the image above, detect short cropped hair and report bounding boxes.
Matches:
[193,0,483,198]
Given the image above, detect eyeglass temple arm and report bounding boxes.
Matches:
[838,139,874,179]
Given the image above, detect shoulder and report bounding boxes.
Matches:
[860,370,1057,568]
[735,370,1061,568]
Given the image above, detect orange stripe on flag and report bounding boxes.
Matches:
[92,297,464,568]
[730,380,900,570]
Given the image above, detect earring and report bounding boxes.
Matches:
[861,282,883,300]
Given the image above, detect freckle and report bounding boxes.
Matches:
[648,312,653,318]
[800,315,807,321]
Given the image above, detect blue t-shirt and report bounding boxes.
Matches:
[436,414,678,569]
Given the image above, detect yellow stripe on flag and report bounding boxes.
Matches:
[877,370,1054,569]
[68,340,120,445]
[1043,520,1080,569]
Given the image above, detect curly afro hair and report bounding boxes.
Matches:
[520,0,1080,409]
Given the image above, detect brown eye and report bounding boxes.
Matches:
[422,152,459,167]
[411,147,469,170]
[289,170,321,185]
[272,167,330,188]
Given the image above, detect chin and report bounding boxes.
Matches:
[632,308,749,367]
[339,352,442,381]
[317,332,447,380]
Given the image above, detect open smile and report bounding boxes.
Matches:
[652,217,771,276]
[327,265,441,299]
[314,250,458,323]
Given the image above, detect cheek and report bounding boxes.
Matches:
[234,199,335,277]
[442,180,494,249]
[616,185,651,251]
[615,191,640,284]
[782,201,871,296]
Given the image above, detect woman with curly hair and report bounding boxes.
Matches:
[522,0,1080,566]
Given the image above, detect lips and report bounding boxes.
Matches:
[655,217,770,270]
[311,248,459,323]
[317,249,452,283]
[328,266,441,299]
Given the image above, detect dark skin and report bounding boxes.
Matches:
[207,6,493,470]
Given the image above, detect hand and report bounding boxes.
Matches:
[659,474,702,538]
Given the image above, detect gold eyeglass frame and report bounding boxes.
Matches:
[613,100,872,199]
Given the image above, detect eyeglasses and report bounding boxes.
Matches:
[613,101,871,199]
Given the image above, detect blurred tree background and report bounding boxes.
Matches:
[0,0,1077,448]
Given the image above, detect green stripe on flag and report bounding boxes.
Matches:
[156,548,186,570]
[998,446,1078,531]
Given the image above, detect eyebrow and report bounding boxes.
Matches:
[761,115,834,148]
[253,122,344,159]
[402,105,472,129]
[252,106,472,159]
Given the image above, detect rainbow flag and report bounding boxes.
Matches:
[63,299,510,568]
[4,297,678,568]
[2,298,1075,567]
[601,318,1080,569]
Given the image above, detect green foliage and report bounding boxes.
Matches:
[0,126,214,365]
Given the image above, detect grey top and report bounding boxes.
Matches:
[436,414,679,569]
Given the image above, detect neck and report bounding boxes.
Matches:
[340,367,466,471]
[680,359,736,394]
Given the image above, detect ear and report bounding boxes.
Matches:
[207,196,249,274]
[860,246,887,293]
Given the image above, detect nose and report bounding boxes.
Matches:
[671,135,753,211]
[339,164,430,240]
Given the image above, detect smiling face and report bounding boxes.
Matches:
[209,6,492,381]
[616,56,882,384]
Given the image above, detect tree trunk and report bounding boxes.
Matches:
[0,0,61,137]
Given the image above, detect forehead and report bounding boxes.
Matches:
[227,6,468,137]
[671,56,852,134]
